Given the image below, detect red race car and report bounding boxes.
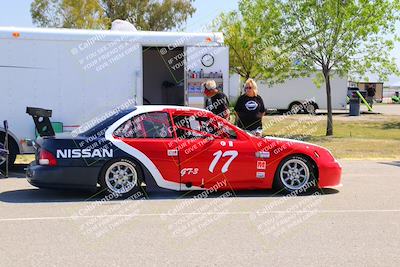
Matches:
[27,106,342,197]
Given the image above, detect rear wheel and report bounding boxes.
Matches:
[274,155,316,193]
[99,158,144,199]
[289,102,303,114]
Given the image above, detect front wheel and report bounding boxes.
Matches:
[274,155,316,193]
[305,103,317,115]
[99,158,144,198]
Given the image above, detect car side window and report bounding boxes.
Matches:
[216,121,237,139]
[173,115,207,139]
[114,112,172,138]
[173,115,236,139]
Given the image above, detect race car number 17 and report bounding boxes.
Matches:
[208,150,238,174]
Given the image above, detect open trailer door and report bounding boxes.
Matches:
[186,46,229,108]
[142,46,185,105]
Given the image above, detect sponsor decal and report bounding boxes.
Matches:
[56,149,113,158]
[256,172,265,179]
[220,141,234,147]
[257,161,266,170]
[245,100,258,111]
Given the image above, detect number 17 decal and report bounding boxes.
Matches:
[209,150,239,173]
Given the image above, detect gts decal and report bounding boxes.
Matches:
[208,150,238,173]
[56,149,113,158]
[181,168,199,176]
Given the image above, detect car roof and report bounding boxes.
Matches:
[79,106,213,137]
[134,105,210,114]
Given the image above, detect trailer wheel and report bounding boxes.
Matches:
[0,133,18,169]
[305,103,317,115]
[289,102,303,114]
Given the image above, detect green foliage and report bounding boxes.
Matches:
[31,0,109,29]
[241,0,400,81]
[240,0,400,135]
[212,3,293,83]
[31,0,196,30]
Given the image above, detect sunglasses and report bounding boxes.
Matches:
[244,86,252,90]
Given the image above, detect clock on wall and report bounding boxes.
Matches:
[201,54,214,67]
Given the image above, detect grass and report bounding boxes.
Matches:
[16,155,35,164]
[263,114,400,159]
[306,138,400,160]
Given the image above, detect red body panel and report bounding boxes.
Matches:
[121,138,181,184]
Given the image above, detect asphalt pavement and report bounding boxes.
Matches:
[0,160,399,266]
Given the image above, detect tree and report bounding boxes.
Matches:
[241,0,400,136]
[213,4,293,82]
[31,0,196,31]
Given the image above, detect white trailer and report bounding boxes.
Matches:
[0,26,229,166]
[257,74,348,113]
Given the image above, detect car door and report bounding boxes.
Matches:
[113,111,182,190]
[172,110,263,190]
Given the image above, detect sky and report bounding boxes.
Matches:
[0,0,238,30]
[0,0,399,85]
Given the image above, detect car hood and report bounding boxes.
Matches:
[264,136,323,149]
[249,135,330,153]
[257,136,336,160]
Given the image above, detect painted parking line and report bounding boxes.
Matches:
[0,209,400,222]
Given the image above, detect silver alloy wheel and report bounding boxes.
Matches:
[280,158,310,190]
[105,161,138,194]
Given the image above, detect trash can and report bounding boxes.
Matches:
[349,92,361,116]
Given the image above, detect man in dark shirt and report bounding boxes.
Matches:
[366,85,376,108]
[203,80,230,119]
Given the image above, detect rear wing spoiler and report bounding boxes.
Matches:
[26,107,55,137]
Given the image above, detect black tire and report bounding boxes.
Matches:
[0,133,18,170]
[274,155,317,194]
[288,102,303,114]
[99,158,145,199]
